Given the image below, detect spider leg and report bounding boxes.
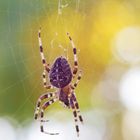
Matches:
[42,70,54,89]
[34,92,56,120]
[38,28,50,73]
[67,32,78,77]
[40,97,59,135]
[69,96,80,137]
[71,93,83,124]
[71,70,82,90]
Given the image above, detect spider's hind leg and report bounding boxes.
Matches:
[42,70,54,89]
[38,28,50,73]
[71,70,82,90]
[67,32,78,78]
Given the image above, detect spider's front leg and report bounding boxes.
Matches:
[71,71,83,123]
[69,96,80,137]
[40,97,59,135]
[34,92,56,120]
[71,93,83,124]
[38,28,50,73]
[69,92,83,137]
[67,33,78,78]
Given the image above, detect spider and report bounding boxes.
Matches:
[34,28,83,137]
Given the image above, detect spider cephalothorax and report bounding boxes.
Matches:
[34,29,83,137]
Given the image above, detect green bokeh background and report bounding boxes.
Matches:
[0,0,140,139]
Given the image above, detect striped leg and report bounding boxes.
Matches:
[67,33,78,77]
[70,97,80,137]
[38,28,50,73]
[34,92,56,120]
[71,93,83,124]
[71,70,82,90]
[40,98,59,135]
[42,70,53,89]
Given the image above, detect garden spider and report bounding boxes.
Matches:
[34,28,83,137]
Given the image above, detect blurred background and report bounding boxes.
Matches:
[0,0,140,140]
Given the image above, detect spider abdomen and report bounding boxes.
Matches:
[49,57,72,88]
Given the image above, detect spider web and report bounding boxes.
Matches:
[0,0,86,122]
[0,1,125,140]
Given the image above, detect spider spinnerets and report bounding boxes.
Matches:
[34,28,83,137]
